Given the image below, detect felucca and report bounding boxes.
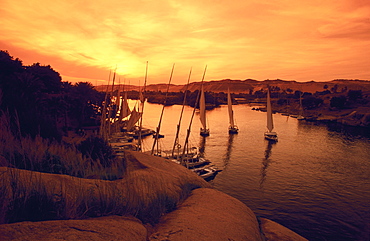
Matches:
[199,84,210,137]
[227,88,238,134]
[264,87,278,142]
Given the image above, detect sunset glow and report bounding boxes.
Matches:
[1,0,369,84]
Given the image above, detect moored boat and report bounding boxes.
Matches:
[199,78,210,137]
[228,88,239,134]
[191,165,221,181]
[264,87,278,142]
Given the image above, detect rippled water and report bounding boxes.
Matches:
[135,100,370,240]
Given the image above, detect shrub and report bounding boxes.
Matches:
[330,96,347,108]
[77,136,114,168]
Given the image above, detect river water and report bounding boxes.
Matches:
[130,100,370,240]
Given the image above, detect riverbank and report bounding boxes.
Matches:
[251,99,370,128]
[0,151,307,240]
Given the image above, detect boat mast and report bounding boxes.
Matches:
[227,87,235,129]
[99,70,112,139]
[171,68,192,157]
[114,78,121,133]
[107,69,117,139]
[266,86,274,132]
[151,63,175,155]
[181,65,207,164]
[137,61,148,152]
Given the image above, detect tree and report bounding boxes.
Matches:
[330,96,346,108]
[67,82,103,128]
[26,63,62,93]
[347,90,362,101]
[0,51,106,139]
[302,96,323,109]
[277,98,288,105]
[331,84,338,93]
[294,90,302,99]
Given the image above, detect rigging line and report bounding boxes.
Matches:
[181,65,207,164]
[151,63,176,155]
[107,67,117,139]
[100,70,112,138]
[171,67,192,157]
[138,61,149,151]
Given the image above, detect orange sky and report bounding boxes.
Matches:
[1,0,369,85]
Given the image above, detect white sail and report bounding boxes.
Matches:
[115,87,121,116]
[227,88,234,128]
[266,88,274,132]
[126,107,141,131]
[199,85,207,130]
[120,91,131,119]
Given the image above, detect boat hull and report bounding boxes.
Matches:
[264,131,278,142]
[200,128,210,137]
[228,127,239,134]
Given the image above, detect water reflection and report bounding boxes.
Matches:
[223,134,235,168]
[326,122,370,139]
[260,141,275,188]
[199,136,206,157]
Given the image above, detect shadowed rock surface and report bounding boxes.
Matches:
[0,216,147,241]
[149,188,263,241]
[0,151,307,240]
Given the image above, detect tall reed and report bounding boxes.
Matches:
[0,112,125,180]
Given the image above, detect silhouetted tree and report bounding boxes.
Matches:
[302,96,323,109]
[294,90,302,99]
[0,50,104,139]
[347,90,362,101]
[330,96,347,108]
[67,82,103,127]
[331,84,338,93]
[277,98,289,105]
[26,63,62,93]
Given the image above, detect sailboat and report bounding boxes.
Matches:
[264,87,278,142]
[227,88,238,134]
[119,90,131,123]
[199,85,210,136]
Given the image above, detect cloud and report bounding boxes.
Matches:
[0,0,369,84]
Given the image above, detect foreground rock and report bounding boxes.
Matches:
[259,218,308,241]
[0,151,210,223]
[0,151,307,240]
[0,216,147,241]
[149,188,262,241]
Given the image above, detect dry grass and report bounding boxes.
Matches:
[0,112,208,224]
[0,112,125,180]
[0,162,206,225]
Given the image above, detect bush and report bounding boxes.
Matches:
[302,97,323,109]
[347,90,362,101]
[77,136,114,168]
[330,96,347,108]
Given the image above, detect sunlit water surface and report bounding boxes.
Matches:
[132,100,370,240]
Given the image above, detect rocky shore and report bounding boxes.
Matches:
[253,101,370,128]
[0,151,307,240]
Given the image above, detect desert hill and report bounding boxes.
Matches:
[96,79,370,94]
